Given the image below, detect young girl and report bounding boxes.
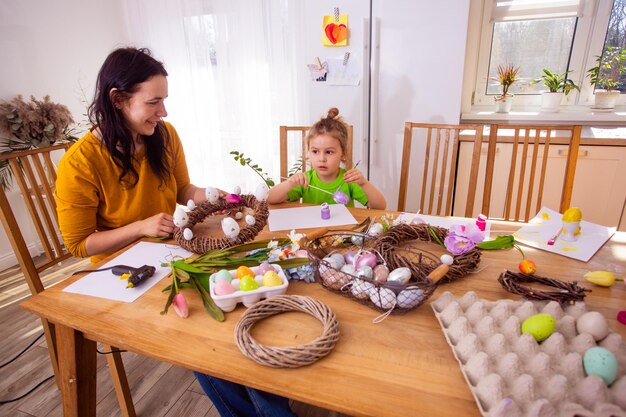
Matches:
[268,108,386,209]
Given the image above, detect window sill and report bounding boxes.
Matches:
[462,105,626,126]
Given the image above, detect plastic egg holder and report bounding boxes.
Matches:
[209,264,289,312]
[173,194,269,253]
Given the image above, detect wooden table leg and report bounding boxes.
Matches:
[56,324,97,417]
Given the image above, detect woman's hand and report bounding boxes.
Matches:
[343,168,366,186]
[141,212,175,237]
[289,172,309,188]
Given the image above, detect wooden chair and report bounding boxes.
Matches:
[481,124,582,222]
[398,122,484,216]
[279,125,353,179]
[0,144,136,417]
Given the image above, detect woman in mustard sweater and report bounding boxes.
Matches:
[56,47,296,417]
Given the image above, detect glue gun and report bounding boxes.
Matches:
[112,265,156,288]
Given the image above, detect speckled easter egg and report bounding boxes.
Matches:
[583,347,618,385]
[205,186,220,203]
[254,183,269,201]
[239,276,259,291]
[262,271,283,287]
[214,269,233,283]
[221,217,240,238]
[521,313,556,342]
[245,214,256,225]
[183,228,194,240]
[213,280,235,296]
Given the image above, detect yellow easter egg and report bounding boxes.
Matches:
[262,271,283,287]
[562,207,582,222]
[236,266,255,279]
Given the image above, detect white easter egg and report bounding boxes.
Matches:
[173,207,188,228]
[205,186,220,203]
[370,287,396,310]
[329,253,346,268]
[368,223,384,236]
[233,185,242,195]
[254,183,269,201]
[183,228,194,240]
[221,217,240,238]
[245,214,256,225]
[397,286,425,309]
[186,199,196,210]
[576,311,609,341]
[235,212,243,220]
[322,256,340,270]
[387,267,412,284]
[340,264,356,275]
[440,254,454,266]
[351,278,374,299]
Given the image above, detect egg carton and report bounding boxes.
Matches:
[209,265,288,312]
[431,291,626,417]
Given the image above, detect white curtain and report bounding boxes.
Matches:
[122,0,308,192]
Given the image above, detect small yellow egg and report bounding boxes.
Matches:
[562,207,582,222]
[236,266,255,279]
[262,271,283,287]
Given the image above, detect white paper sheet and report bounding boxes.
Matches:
[513,207,615,262]
[268,204,358,231]
[63,241,192,302]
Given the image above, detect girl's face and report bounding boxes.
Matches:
[119,75,168,141]
[308,134,345,182]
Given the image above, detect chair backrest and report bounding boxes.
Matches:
[398,122,484,216]
[0,143,73,295]
[481,124,582,222]
[279,125,354,179]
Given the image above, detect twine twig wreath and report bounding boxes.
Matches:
[235,295,340,368]
[374,223,481,285]
[498,270,590,304]
[173,194,269,253]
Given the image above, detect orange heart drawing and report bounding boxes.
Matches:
[325,23,348,44]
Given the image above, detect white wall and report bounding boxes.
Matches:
[0,0,129,269]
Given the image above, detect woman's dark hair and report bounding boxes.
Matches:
[89,47,170,187]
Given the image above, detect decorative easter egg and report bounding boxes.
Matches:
[350,278,373,299]
[330,253,346,269]
[440,254,454,266]
[576,311,609,341]
[333,190,350,205]
[221,217,240,238]
[356,265,373,280]
[397,286,424,309]
[340,264,357,276]
[255,275,264,286]
[387,267,412,285]
[355,252,377,269]
[214,269,233,283]
[373,264,390,283]
[173,207,189,228]
[183,228,194,241]
[235,211,243,220]
[233,185,242,195]
[205,186,220,203]
[323,256,340,270]
[257,262,276,275]
[370,287,396,310]
[521,313,556,342]
[214,280,235,296]
[351,235,364,246]
[262,271,283,287]
[239,276,259,291]
[563,207,582,222]
[368,223,384,237]
[254,183,269,201]
[231,278,241,290]
[344,251,357,265]
[583,346,618,385]
[236,266,255,279]
[245,214,256,225]
[186,199,196,210]
[225,193,242,204]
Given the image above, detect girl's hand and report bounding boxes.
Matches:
[141,212,175,237]
[344,168,366,186]
[288,172,309,188]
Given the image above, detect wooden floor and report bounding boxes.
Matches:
[0,257,347,417]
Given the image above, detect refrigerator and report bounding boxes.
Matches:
[294,1,470,211]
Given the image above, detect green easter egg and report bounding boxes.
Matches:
[262,271,282,287]
[239,276,259,291]
[214,269,233,283]
[521,313,556,342]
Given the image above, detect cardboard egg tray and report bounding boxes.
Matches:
[209,265,288,312]
[431,291,626,417]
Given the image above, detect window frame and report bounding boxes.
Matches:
[469,0,624,110]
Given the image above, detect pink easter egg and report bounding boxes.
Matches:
[295,250,309,258]
[355,252,377,269]
[214,280,235,296]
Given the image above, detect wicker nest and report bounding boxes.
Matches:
[173,194,268,253]
[498,270,590,304]
[235,295,340,368]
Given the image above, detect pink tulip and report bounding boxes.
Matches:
[172,293,189,318]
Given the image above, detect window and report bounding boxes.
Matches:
[470,0,625,109]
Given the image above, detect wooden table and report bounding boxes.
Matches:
[21,205,626,417]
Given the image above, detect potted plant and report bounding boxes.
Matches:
[529,69,580,113]
[587,46,626,109]
[489,64,520,113]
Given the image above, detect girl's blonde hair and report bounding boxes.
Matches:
[307,107,349,156]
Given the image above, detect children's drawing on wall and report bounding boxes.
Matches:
[326,52,360,86]
[307,57,328,82]
[323,8,348,46]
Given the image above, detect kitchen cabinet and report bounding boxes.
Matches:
[453,142,626,230]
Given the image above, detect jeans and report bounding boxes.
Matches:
[194,372,297,417]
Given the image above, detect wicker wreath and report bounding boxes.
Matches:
[173,194,269,253]
[498,270,590,304]
[234,295,340,368]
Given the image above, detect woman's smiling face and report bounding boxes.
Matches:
[308,133,344,182]
[119,74,168,140]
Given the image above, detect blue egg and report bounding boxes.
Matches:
[583,346,618,385]
[214,269,233,283]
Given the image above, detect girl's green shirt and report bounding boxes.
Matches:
[286,169,368,207]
